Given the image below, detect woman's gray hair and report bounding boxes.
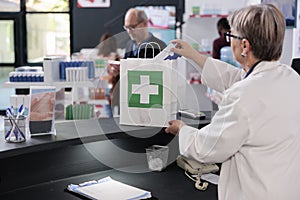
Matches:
[229,4,285,61]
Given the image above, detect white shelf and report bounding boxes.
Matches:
[4,81,94,89]
[4,81,44,88]
[189,14,229,18]
[88,99,109,105]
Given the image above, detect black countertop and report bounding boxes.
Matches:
[0,115,211,159]
[0,115,215,199]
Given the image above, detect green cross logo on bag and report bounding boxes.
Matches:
[128,70,163,108]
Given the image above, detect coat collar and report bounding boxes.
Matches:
[245,60,281,77]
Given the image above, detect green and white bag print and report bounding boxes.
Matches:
[120,58,184,127]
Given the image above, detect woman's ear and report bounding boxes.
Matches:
[241,38,250,51]
[241,38,250,57]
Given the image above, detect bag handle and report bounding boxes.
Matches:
[137,42,161,58]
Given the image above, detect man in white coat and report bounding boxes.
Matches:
[166,4,300,200]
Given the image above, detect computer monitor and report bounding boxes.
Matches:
[291,58,300,76]
[135,6,176,45]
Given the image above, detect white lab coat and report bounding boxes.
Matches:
[179,58,300,200]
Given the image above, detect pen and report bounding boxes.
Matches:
[7,105,24,141]
[5,110,15,139]
[9,115,26,140]
[5,109,18,140]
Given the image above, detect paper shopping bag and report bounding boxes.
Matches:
[120,58,180,127]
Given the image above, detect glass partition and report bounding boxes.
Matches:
[26,0,69,12]
[26,13,70,62]
[0,0,20,12]
[0,20,15,63]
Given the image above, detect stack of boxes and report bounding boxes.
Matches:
[9,66,44,82]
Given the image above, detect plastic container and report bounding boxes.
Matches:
[145,145,169,171]
[4,116,27,143]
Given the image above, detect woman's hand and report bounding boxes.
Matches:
[170,39,208,70]
[170,39,199,60]
[165,120,186,135]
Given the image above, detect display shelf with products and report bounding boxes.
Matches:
[3,79,111,119]
[4,80,94,90]
[189,14,229,18]
[184,0,248,59]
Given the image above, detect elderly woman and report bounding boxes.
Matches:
[166,4,300,200]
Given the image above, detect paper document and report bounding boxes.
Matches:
[67,176,151,200]
[193,173,219,185]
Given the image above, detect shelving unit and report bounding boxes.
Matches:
[183,0,248,55]
[182,0,250,112]
[182,17,220,57]
[3,80,110,119]
[189,14,229,18]
[181,1,238,112]
[185,14,230,56]
[4,81,94,90]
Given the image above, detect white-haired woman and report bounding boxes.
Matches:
[166,4,300,200]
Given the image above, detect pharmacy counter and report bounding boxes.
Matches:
[0,115,215,199]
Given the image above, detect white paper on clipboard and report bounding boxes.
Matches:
[67,176,152,200]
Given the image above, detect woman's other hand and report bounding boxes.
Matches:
[165,120,186,135]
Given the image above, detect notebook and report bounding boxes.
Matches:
[67,176,151,200]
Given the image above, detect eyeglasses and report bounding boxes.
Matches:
[224,32,244,42]
[123,21,144,31]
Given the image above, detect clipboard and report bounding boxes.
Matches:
[67,176,151,200]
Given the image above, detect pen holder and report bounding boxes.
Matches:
[146,145,169,171]
[4,116,27,143]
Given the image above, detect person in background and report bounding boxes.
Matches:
[107,8,167,116]
[97,32,119,60]
[96,33,120,117]
[212,18,231,59]
[123,8,166,58]
[106,61,120,116]
[209,18,237,105]
[166,4,300,200]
